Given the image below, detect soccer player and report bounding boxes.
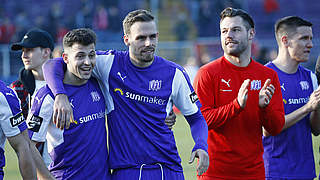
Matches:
[10,28,55,167]
[263,16,320,179]
[0,80,46,179]
[193,7,285,179]
[27,28,111,179]
[43,9,209,179]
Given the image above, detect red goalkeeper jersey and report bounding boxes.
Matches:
[194,56,285,179]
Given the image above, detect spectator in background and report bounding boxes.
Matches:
[174,11,191,41]
[0,17,15,44]
[75,0,94,28]
[264,0,279,13]
[47,2,63,39]
[93,4,108,31]
[93,4,109,42]
[197,0,215,37]
[107,5,121,33]
[55,22,68,43]
[10,11,30,43]
[10,28,55,168]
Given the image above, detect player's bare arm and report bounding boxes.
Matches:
[281,86,320,132]
[29,140,56,180]
[7,130,37,180]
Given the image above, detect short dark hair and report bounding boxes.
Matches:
[123,9,154,35]
[220,7,254,30]
[63,28,96,48]
[275,16,312,41]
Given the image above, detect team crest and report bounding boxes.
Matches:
[250,80,261,90]
[149,80,162,91]
[90,91,101,102]
[300,81,309,90]
[28,115,43,132]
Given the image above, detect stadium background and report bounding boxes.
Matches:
[1,0,320,179]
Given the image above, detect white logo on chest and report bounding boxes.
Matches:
[149,80,162,91]
[300,81,309,90]
[221,79,231,87]
[250,80,261,90]
[90,91,101,102]
[280,83,285,91]
[70,99,75,108]
[117,72,127,82]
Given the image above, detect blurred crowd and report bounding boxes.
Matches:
[0,0,124,44]
[0,0,319,76]
[0,0,284,44]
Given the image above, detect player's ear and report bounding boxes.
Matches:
[281,36,289,47]
[62,53,68,64]
[123,34,130,46]
[248,28,255,40]
[42,48,51,59]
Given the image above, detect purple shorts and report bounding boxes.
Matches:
[111,164,184,180]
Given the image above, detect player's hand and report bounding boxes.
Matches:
[237,79,250,108]
[259,79,274,108]
[165,110,176,130]
[306,86,320,112]
[53,94,73,130]
[189,149,209,176]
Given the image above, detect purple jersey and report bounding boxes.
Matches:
[27,78,110,180]
[263,62,316,179]
[43,50,208,174]
[0,80,27,178]
[94,50,207,172]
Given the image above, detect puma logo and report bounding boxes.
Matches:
[34,96,42,104]
[221,79,231,87]
[117,72,127,82]
[280,83,285,91]
[70,99,75,108]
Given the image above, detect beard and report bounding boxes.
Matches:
[222,38,249,57]
[135,50,155,62]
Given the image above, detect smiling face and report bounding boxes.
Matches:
[220,16,253,57]
[287,26,313,62]
[63,43,96,85]
[124,21,158,67]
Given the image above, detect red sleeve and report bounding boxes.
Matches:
[194,67,243,130]
[261,72,285,135]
